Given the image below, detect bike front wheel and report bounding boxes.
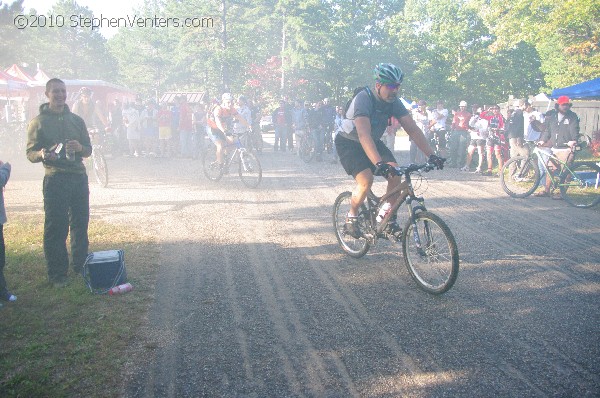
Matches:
[238,151,262,188]
[91,150,108,187]
[500,156,540,198]
[560,161,600,208]
[402,211,459,294]
[202,141,224,182]
[299,135,315,163]
[333,191,370,258]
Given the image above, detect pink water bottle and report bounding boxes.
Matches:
[108,283,133,295]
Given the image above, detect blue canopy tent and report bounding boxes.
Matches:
[551,77,600,100]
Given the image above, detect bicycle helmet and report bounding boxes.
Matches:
[222,93,233,102]
[373,63,404,85]
[79,87,92,96]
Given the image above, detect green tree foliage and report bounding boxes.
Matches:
[0,0,27,67]
[477,0,600,89]
[4,0,118,79]
[388,0,544,106]
[1,0,590,109]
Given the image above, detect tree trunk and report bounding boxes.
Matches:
[280,10,286,96]
[221,0,228,89]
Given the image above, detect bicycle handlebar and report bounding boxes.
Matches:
[394,162,436,176]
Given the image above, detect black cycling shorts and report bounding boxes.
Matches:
[209,127,233,143]
[470,139,486,147]
[335,134,397,178]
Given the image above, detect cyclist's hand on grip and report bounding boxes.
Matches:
[374,161,397,178]
[428,154,446,170]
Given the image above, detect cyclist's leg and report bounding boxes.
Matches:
[476,142,485,171]
[493,143,503,171]
[485,139,494,172]
[463,142,475,170]
[208,128,227,164]
[351,169,374,217]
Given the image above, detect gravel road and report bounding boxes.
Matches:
[7,139,599,397]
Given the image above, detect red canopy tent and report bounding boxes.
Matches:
[5,64,34,82]
[33,68,50,82]
[0,70,29,122]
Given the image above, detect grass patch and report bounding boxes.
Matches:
[0,215,159,397]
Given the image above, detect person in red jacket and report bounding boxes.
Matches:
[479,105,506,175]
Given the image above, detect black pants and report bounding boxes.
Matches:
[0,224,6,295]
[43,173,89,282]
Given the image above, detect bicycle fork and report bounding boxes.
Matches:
[407,198,429,257]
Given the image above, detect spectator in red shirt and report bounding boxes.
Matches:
[271,100,292,152]
[447,100,471,167]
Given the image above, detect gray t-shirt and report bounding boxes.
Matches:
[339,88,409,142]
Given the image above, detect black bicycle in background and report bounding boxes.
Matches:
[87,127,109,187]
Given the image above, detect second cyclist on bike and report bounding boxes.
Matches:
[207,93,251,169]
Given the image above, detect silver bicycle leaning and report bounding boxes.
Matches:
[333,162,459,294]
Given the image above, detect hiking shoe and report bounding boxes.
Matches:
[474,167,482,173]
[482,170,493,176]
[343,216,362,239]
[385,220,402,238]
[0,291,17,302]
[460,165,469,172]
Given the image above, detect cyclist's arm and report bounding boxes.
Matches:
[233,113,251,129]
[399,115,435,158]
[355,116,384,165]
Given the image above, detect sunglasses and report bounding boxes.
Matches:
[383,83,401,90]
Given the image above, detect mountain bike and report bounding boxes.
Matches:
[297,130,315,163]
[203,130,262,188]
[500,142,600,208]
[87,128,108,187]
[333,162,459,294]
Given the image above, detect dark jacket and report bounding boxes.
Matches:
[507,109,524,139]
[26,103,92,175]
[540,109,580,148]
[271,106,292,126]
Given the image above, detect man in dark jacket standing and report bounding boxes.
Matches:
[272,100,292,152]
[507,99,527,158]
[26,78,92,287]
[535,95,580,197]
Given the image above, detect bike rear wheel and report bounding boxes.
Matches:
[202,141,224,181]
[500,156,540,198]
[91,150,108,187]
[402,211,459,294]
[253,130,264,153]
[238,151,262,188]
[333,191,370,258]
[560,162,600,208]
[299,135,315,163]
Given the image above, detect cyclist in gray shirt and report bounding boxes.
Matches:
[335,63,445,238]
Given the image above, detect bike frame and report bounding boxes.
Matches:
[529,144,580,189]
[363,165,431,243]
[221,132,250,169]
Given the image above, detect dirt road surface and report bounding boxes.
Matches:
[7,139,599,397]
